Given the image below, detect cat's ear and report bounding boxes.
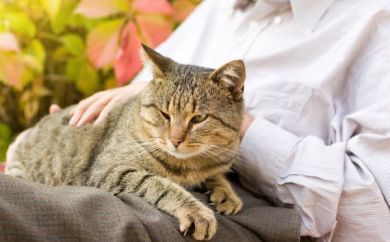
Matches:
[209,60,246,100]
[141,44,176,78]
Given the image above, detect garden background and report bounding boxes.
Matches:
[0,0,200,171]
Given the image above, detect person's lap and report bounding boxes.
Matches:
[0,173,300,242]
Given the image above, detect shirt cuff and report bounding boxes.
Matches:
[237,117,300,203]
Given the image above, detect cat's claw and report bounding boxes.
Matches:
[209,187,242,215]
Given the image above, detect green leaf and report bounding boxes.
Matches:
[23,40,46,73]
[76,62,100,96]
[22,55,42,75]
[67,14,87,28]
[61,34,85,57]
[41,0,62,21]
[25,40,46,63]
[65,57,82,80]
[104,78,117,89]
[67,14,105,31]
[47,0,79,34]
[5,11,36,38]
[0,122,12,162]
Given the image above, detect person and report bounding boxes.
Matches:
[10,0,390,241]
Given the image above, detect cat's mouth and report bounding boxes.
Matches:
[155,139,200,159]
[166,148,196,159]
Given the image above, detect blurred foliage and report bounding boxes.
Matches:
[0,0,200,162]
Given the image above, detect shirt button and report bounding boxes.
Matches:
[273,16,283,24]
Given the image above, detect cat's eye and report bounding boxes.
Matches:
[160,110,171,121]
[191,114,208,124]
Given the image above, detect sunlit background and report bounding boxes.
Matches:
[0,0,200,167]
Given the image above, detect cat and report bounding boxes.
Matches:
[5,45,245,240]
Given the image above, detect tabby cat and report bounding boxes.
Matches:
[6,45,245,240]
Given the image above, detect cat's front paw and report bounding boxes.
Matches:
[210,187,242,215]
[176,203,217,240]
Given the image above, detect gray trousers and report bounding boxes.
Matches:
[0,174,300,242]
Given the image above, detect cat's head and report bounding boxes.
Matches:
[138,45,245,160]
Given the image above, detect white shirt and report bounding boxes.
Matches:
[133,0,390,241]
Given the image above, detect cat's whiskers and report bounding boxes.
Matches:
[204,144,237,154]
[206,145,241,160]
[199,144,238,164]
[206,146,250,168]
[199,149,231,162]
[204,144,235,155]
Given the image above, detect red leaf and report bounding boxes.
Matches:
[0,33,20,52]
[0,52,24,89]
[75,0,130,18]
[86,19,123,68]
[136,14,172,47]
[0,164,4,173]
[114,22,143,85]
[132,0,174,15]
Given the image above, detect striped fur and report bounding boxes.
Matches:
[6,46,245,240]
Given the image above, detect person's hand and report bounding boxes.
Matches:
[67,82,148,127]
[240,112,254,140]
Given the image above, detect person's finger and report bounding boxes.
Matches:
[49,104,61,114]
[69,108,84,126]
[75,97,112,127]
[93,97,123,126]
[68,93,103,126]
[68,108,75,116]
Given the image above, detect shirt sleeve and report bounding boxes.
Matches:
[238,117,345,237]
[239,106,390,239]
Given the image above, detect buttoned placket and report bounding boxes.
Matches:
[232,5,291,61]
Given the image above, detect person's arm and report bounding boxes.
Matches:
[238,117,345,237]
[239,107,390,240]
[237,24,390,239]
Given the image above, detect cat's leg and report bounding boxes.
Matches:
[204,174,243,215]
[96,167,217,240]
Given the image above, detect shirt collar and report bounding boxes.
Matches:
[241,0,336,32]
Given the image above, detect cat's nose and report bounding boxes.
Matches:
[170,138,183,148]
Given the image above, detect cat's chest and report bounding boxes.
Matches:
[133,145,232,187]
[162,165,230,188]
[168,172,209,187]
